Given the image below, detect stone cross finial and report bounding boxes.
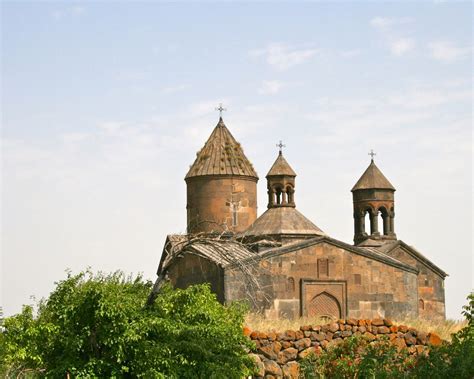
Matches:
[368,149,376,162]
[277,140,286,155]
[215,103,227,118]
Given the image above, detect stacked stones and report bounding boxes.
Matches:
[246,318,443,379]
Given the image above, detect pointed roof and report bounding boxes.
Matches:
[185,117,258,179]
[352,160,395,191]
[266,152,297,177]
[242,207,326,238]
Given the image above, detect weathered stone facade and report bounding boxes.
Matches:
[224,239,420,320]
[186,176,257,234]
[155,116,447,321]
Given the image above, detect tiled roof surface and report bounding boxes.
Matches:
[352,160,395,191]
[185,118,258,179]
[242,207,326,237]
[266,152,296,177]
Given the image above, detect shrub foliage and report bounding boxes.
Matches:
[301,292,474,379]
[0,271,255,378]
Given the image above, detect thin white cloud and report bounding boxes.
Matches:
[388,88,471,108]
[390,38,415,56]
[370,16,412,29]
[370,17,416,57]
[51,6,85,20]
[428,41,471,63]
[250,43,319,71]
[51,10,63,20]
[71,6,85,15]
[98,121,125,134]
[339,49,361,58]
[258,80,284,95]
[161,84,190,94]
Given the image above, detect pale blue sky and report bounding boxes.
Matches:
[2,2,472,319]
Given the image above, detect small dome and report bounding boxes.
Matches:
[243,207,326,238]
[266,152,296,177]
[352,160,395,191]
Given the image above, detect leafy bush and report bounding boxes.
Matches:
[300,292,474,379]
[300,335,413,379]
[410,291,474,378]
[0,271,255,378]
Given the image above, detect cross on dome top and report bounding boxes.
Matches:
[276,140,286,155]
[368,149,376,162]
[215,103,227,118]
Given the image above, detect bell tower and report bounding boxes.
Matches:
[352,153,397,245]
[185,115,258,234]
[266,142,297,209]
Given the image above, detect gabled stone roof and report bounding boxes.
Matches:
[372,240,448,278]
[185,117,258,179]
[352,160,395,191]
[227,236,418,274]
[157,234,256,273]
[266,152,297,177]
[242,207,326,238]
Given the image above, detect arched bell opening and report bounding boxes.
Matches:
[275,186,283,205]
[364,209,371,235]
[379,206,390,235]
[286,185,295,205]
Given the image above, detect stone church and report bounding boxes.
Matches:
[155,116,447,321]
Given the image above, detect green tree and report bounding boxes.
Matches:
[0,271,255,378]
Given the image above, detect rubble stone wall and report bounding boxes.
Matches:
[245,318,443,379]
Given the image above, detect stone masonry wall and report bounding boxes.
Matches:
[245,318,443,379]
[186,176,257,234]
[225,241,419,320]
[385,245,446,321]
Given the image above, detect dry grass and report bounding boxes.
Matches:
[245,313,331,333]
[244,313,467,341]
[396,318,467,341]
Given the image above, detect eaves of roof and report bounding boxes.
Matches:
[227,236,419,274]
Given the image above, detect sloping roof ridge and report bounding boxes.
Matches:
[385,240,448,278]
[247,236,418,274]
[158,236,257,272]
[185,118,258,179]
[157,234,189,275]
[352,160,395,191]
[266,152,297,177]
[241,207,326,237]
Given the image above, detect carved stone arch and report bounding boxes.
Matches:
[272,184,284,205]
[308,291,341,319]
[368,206,378,217]
[378,206,389,216]
[287,277,295,293]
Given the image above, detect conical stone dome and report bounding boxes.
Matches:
[266,151,296,177]
[352,160,395,191]
[185,117,258,179]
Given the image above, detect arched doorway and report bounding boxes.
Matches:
[308,291,341,319]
